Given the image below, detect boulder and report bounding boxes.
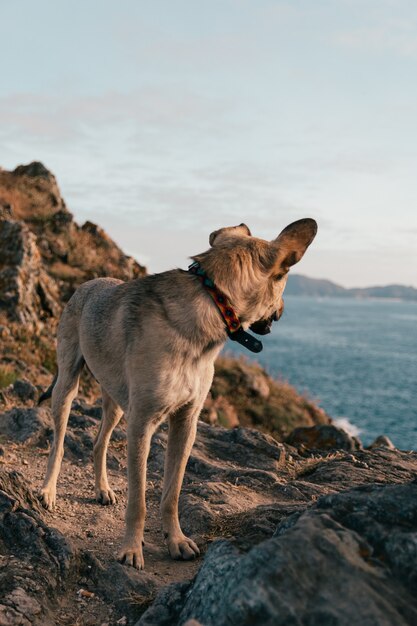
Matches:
[0,406,52,442]
[11,379,38,403]
[286,424,359,452]
[138,480,417,626]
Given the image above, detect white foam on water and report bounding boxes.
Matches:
[334,417,361,438]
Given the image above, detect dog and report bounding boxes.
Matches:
[39,218,317,569]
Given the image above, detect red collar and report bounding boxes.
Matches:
[188,262,263,353]
[188,261,241,334]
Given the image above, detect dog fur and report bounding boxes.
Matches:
[39,218,317,569]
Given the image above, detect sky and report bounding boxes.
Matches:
[1,0,416,287]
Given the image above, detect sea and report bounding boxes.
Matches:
[225,296,417,451]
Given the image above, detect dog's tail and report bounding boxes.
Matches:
[38,372,58,405]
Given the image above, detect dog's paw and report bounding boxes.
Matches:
[39,487,56,511]
[167,534,200,561]
[96,487,117,505]
[118,543,145,570]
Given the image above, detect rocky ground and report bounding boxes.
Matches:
[1,397,416,626]
[1,163,417,625]
[0,392,417,626]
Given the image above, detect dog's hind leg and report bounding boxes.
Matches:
[93,387,123,505]
[160,402,202,561]
[40,353,84,510]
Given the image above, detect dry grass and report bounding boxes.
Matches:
[0,365,18,389]
[294,451,345,478]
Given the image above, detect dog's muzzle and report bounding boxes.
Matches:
[250,300,284,335]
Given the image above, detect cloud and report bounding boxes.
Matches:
[0,87,234,147]
[333,2,417,57]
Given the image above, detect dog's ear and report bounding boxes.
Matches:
[273,218,317,269]
[209,223,252,247]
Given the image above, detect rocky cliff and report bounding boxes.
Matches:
[0,162,145,330]
[1,163,415,626]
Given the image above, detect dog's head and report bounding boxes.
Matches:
[192,218,317,333]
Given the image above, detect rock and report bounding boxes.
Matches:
[286,424,360,451]
[64,429,95,462]
[368,435,396,450]
[0,469,156,625]
[5,588,42,617]
[0,406,52,442]
[72,400,103,420]
[11,379,38,403]
[67,412,98,431]
[0,219,60,329]
[0,604,31,626]
[13,161,54,179]
[0,470,76,626]
[138,480,417,626]
[82,552,156,621]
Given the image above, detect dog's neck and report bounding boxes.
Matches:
[188,262,263,353]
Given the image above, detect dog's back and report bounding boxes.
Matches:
[55,271,220,410]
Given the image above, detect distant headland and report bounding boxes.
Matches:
[286,274,417,302]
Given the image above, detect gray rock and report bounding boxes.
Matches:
[0,470,76,625]
[138,480,417,626]
[0,469,154,625]
[0,406,52,442]
[11,378,38,403]
[71,399,103,420]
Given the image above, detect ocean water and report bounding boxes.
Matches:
[225,296,417,450]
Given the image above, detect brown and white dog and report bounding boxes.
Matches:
[39,218,317,569]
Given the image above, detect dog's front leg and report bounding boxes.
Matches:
[118,414,156,570]
[160,404,201,560]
